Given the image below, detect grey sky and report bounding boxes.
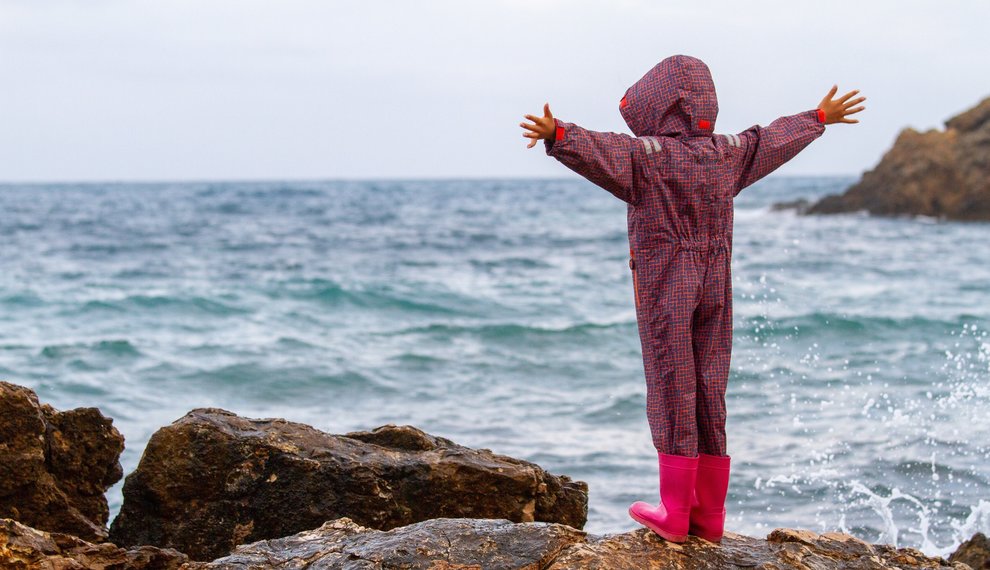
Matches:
[2,0,988,182]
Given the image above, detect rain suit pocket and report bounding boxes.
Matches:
[629,248,640,310]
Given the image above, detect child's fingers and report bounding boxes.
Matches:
[826,85,838,99]
[524,114,541,122]
[845,106,866,115]
[839,117,859,124]
[520,122,541,132]
[838,89,860,104]
[843,96,867,108]
[522,131,540,138]
[527,138,537,148]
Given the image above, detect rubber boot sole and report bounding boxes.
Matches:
[628,505,688,543]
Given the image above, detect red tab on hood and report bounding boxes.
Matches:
[620,97,628,109]
[698,119,712,130]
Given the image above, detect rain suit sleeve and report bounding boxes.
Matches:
[544,118,643,206]
[733,109,826,195]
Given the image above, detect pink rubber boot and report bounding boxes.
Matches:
[688,453,731,543]
[628,453,699,542]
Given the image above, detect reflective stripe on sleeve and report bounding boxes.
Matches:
[641,136,661,155]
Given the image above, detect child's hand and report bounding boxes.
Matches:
[818,86,866,125]
[520,103,556,148]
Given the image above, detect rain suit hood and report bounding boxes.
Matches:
[620,54,719,138]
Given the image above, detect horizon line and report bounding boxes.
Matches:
[0,173,862,186]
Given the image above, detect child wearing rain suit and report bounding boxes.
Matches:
[520,54,864,543]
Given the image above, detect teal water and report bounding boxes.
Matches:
[1,178,987,556]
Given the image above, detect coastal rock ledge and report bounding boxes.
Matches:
[190,519,971,570]
[4,515,971,569]
[801,96,990,220]
[108,409,589,561]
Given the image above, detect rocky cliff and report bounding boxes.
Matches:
[803,96,990,220]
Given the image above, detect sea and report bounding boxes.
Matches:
[0,178,987,557]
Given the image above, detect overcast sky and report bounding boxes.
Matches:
[2,0,988,182]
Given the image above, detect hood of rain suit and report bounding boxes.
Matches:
[619,55,719,138]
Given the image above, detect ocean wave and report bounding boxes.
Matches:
[65,242,171,256]
[75,295,249,317]
[179,364,397,398]
[578,392,644,422]
[382,320,631,342]
[387,352,448,368]
[468,257,553,270]
[0,292,44,308]
[735,312,959,341]
[271,279,487,316]
[39,339,142,359]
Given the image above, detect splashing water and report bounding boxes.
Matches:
[731,265,990,556]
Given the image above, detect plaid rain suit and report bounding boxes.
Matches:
[545,55,826,456]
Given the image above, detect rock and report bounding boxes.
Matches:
[801,96,990,220]
[183,517,964,570]
[109,410,588,561]
[187,517,586,570]
[770,198,811,213]
[0,518,188,570]
[547,527,965,570]
[0,381,125,542]
[950,532,990,569]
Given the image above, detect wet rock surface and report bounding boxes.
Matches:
[183,517,967,570]
[801,96,990,220]
[0,518,188,570]
[186,517,586,570]
[109,409,588,561]
[0,381,125,542]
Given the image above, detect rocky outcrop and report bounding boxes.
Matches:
[0,380,976,569]
[802,96,990,220]
[4,516,976,570]
[182,517,967,570]
[109,409,588,561]
[950,532,989,569]
[0,382,125,542]
[0,518,189,570]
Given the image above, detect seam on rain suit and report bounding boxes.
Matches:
[544,55,825,456]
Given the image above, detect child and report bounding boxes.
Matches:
[520,54,864,543]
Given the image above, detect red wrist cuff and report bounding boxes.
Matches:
[816,108,827,124]
[554,119,566,142]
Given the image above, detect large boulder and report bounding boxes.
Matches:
[803,96,990,220]
[0,381,125,542]
[185,517,966,570]
[0,518,188,570]
[109,409,588,561]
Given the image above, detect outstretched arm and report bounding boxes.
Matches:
[735,86,866,193]
[521,103,642,206]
